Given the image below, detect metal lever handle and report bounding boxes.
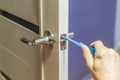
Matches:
[21,31,54,46]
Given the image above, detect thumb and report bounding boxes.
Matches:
[81,45,93,69]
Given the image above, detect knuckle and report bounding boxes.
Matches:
[104,48,118,57]
[108,48,115,52]
[94,40,103,47]
[107,48,116,56]
[91,40,103,46]
[96,40,102,44]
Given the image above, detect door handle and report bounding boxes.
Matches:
[21,31,54,46]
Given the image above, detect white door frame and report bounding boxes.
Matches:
[59,0,68,80]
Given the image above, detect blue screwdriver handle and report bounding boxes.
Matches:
[77,43,95,56]
[62,36,95,56]
[88,46,95,56]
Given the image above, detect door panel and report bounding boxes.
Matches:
[40,0,59,80]
[0,0,39,25]
[0,15,41,80]
[0,44,40,80]
[40,0,68,80]
[0,15,40,66]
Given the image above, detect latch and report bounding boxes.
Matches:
[21,30,54,46]
[60,32,74,50]
[61,33,95,56]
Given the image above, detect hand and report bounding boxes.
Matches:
[81,40,120,80]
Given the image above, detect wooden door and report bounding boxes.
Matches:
[40,0,68,80]
[0,0,68,80]
[0,0,41,79]
[0,15,41,80]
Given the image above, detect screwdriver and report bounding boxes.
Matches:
[62,36,95,56]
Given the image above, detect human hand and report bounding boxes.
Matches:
[81,40,120,80]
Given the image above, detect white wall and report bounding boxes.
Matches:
[114,0,120,53]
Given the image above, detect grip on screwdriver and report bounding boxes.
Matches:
[88,46,95,56]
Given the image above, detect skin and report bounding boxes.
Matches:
[81,40,120,80]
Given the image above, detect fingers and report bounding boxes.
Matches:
[105,48,120,60]
[81,40,105,69]
[81,40,119,70]
[90,40,107,58]
[90,40,106,52]
[90,40,119,59]
[81,45,93,69]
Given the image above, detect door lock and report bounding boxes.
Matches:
[60,32,74,50]
[21,31,54,46]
